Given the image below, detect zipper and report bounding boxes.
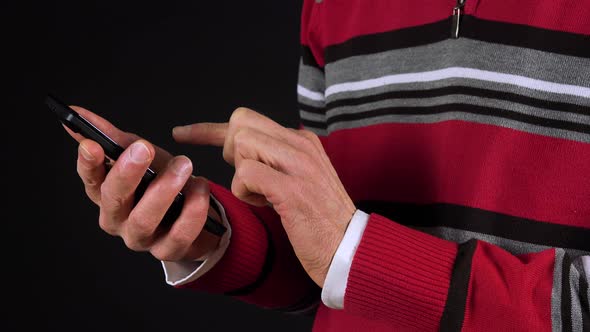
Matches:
[451,0,466,38]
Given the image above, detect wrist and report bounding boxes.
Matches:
[318,207,357,287]
[321,209,369,309]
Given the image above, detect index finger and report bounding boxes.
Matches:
[172,122,228,147]
[63,106,175,171]
[63,106,138,148]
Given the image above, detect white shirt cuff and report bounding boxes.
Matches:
[161,194,232,286]
[321,209,369,310]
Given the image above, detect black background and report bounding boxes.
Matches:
[11,1,314,331]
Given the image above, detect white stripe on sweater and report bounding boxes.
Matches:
[298,84,325,102]
[324,67,590,99]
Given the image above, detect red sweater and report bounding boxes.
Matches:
[180,0,590,331]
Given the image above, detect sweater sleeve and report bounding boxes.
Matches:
[175,1,327,312]
[176,181,320,312]
[343,212,590,331]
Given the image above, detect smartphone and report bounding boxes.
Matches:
[46,94,226,237]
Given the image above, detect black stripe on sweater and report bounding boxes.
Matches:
[324,16,590,64]
[301,45,324,71]
[462,16,590,60]
[301,103,590,135]
[325,18,450,64]
[323,86,590,117]
[299,102,325,114]
[355,201,590,252]
[440,239,477,331]
[562,254,573,332]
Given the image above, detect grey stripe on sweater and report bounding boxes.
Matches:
[324,38,590,90]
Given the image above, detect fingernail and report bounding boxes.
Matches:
[172,125,190,136]
[129,142,150,163]
[170,157,192,176]
[79,144,94,161]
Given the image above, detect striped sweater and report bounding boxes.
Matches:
[180,0,590,331]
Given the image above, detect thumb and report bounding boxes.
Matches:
[172,122,228,147]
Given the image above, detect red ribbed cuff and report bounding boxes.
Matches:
[345,213,458,331]
[178,181,269,293]
[180,182,319,309]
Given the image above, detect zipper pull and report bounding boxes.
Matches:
[451,0,466,39]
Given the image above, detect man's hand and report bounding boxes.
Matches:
[64,106,221,262]
[173,107,357,287]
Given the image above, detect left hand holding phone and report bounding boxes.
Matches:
[64,105,222,262]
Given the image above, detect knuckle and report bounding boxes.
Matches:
[234,161,250,181]
[84,187,101,205]
[123,237,147,252]
[167,229,194,249]
[127,210,156,240]
[298,129,321,149]
[222,145,233,164]
[83,176,99,188]
[151,247,180,262]
[230,107,252,123]
[300,129,321,144]
[100,184,126,210]
[75,162,87,177]
[233,128,250,152]
[98,214,118,235]
[82,175,102,193]
[230,175,244,198]
[77,167,99,188]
